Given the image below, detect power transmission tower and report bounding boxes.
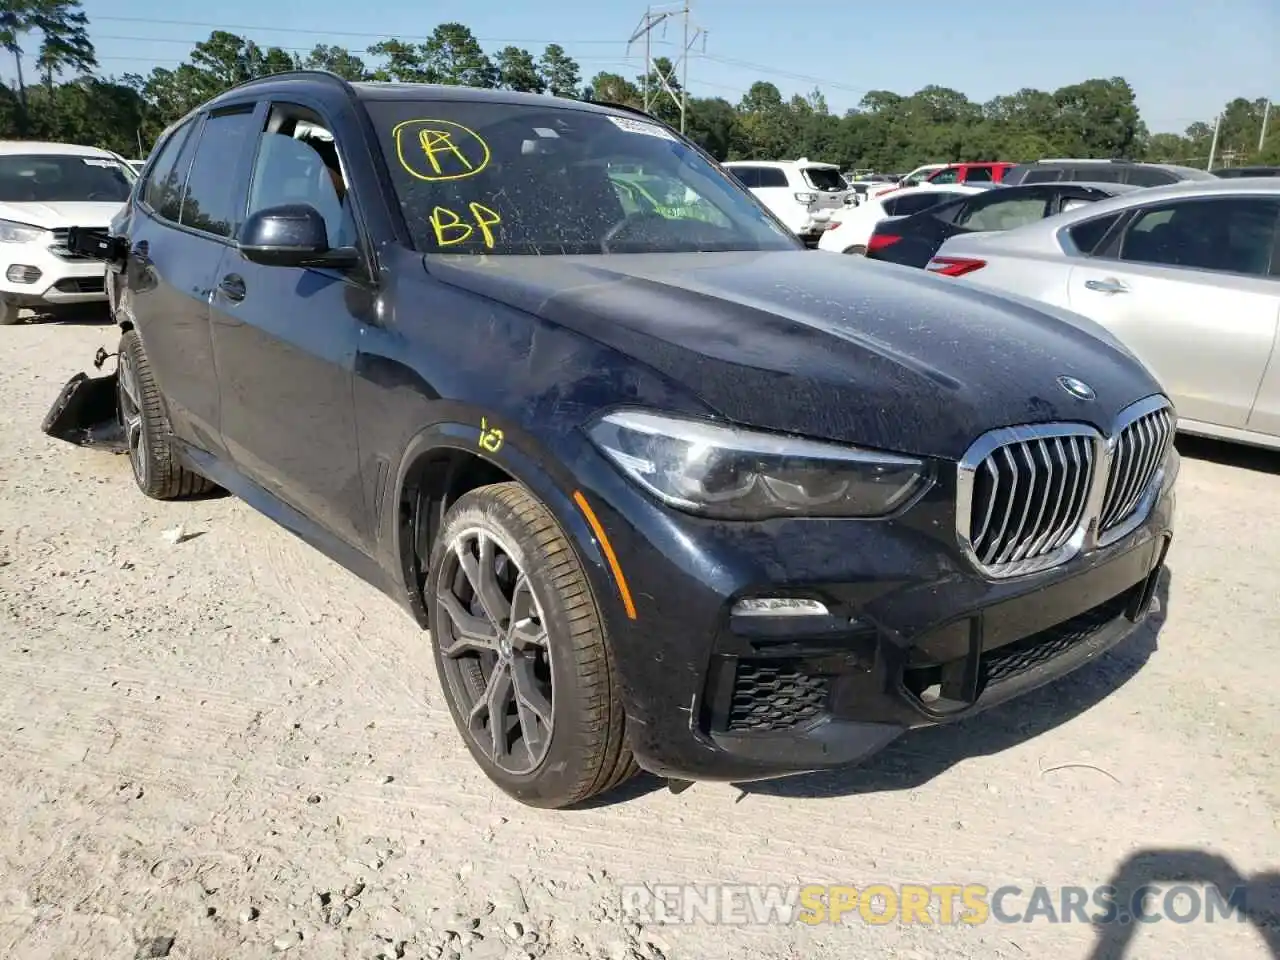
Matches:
[627,2,707,134]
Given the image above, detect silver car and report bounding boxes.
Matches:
[927,178,1280,451]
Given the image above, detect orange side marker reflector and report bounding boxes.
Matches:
[572,490,637,620]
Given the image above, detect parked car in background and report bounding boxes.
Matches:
[126,159,146,174]
[44,75,1177,808]
[898,162,947,185]
[723,159,854,246]
[817,182,992,254]
[867,182,1138,269]
[924,161,1016,185]
[0,140,136,325]
[928,178,1280,450]
[1214,165,1280,178]
[1002,158,1217,187]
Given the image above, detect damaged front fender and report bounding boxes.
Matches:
[41,348,126,452]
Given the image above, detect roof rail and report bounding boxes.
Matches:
[220,68,358,98]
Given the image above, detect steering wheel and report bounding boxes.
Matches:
[600,212,671,253]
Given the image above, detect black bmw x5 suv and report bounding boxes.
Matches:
[46,72,1176,808]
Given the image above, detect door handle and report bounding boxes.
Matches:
[1084,277,1128,294]
[217,274,246,302]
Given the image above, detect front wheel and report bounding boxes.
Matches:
[117,329,216,499]
[427,482,637,808]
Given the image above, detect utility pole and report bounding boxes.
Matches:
[1260,99,1271,153]
[627,2,706,134]
[1207,112,1222,171]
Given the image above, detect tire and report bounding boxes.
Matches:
[0,300,20,325]
[117,329,216,500]
[844,244,867,255]
[427,481,637,808]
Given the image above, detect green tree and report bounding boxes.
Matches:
[366,39,432,83]
[302,44,367,81]
[494,46,543,93]
[584,71,641,107]
[0,0,96,118]
[538,43,579,99]
[421,23,495,88]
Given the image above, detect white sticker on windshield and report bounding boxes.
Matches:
[533,127,560,138]
[607,115,676,141]
[81,158,117,167]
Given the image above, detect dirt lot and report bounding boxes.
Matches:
[1,317,1278,960]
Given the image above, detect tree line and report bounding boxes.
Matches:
[1,1,1275,171]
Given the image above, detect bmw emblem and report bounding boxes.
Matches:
[1057,375,1096,401]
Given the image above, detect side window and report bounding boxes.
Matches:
[930,169,959,184]
[1022,168,1061,184]
[1125,166,1177,187]
[1118,198,1280,277]
[180,107,260,238]
[891,192,953,217]
[729,166,759,188]
[246,107,358,249]
[964,166,993,182]
[142,118,198,222]
[1066,212,1122,254]
[1071,165,1124,183]
[956,196,1050,232]
[758,167,789,188]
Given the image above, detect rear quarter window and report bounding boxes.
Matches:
[1065,212,1123,254]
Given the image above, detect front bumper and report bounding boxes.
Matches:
[0,237,109,307]
[572,446,1177,783]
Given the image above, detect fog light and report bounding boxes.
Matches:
[730,597,829,617]
[6,264,40,283]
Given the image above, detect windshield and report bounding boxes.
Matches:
[0,154,133,204]
[366,100,800,255]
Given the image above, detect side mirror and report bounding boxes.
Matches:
[237,203,358,269]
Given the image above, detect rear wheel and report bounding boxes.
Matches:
[117,329,216,499]
[427,482,637,808]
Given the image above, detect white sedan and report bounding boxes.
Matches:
[817,183,992,255]
[928,177,1280,450]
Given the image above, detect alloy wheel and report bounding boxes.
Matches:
[435,528,555,775]
[117,348,148,487]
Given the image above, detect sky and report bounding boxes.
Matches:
[19,0,1280,135]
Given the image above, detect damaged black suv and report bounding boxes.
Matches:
[46,72,1176,808]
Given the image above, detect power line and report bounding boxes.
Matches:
[87,14,642,46]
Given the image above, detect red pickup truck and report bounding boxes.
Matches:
[924,162,1015,184]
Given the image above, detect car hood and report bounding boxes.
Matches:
[424,250,1162,460]
[0,200,123,229]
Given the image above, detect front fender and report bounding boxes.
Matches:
[388,416,624,630]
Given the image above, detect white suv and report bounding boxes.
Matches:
[0,140,136,325]
[723,159,854,245]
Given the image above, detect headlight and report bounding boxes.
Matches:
[586,409,930,519]
[0,219,45,244]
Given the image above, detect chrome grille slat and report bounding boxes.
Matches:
[1099,406,1174,532]
[1053,436,1092,551]
[1032,437,1072,555]
[966,431,1096,572]
[1010,442,1053,562]
[958,394,1174,579]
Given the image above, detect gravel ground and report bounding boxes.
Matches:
[1,317,1277,960]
